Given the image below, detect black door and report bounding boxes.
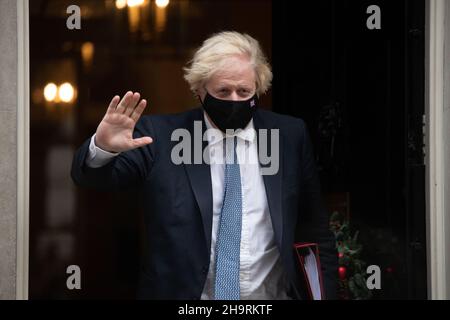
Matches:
[272,0,426,299]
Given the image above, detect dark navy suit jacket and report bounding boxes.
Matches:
[71,107,338,299]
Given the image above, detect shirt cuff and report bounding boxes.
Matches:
[85,134,120,168]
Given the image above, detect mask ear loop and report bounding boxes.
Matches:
[196,94,203,106]
[197,86,209,106]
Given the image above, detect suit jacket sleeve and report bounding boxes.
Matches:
[295,119,338,299]
[71,117,156,192]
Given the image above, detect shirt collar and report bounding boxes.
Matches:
[203,111,256,146]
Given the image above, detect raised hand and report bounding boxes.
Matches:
[95,91,153,153]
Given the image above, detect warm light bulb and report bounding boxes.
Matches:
[44,83,58,102]
[81,42,95,67]
[127,0,145,7]
[59,83,75,103]
[155,0,169,8]
[115,0,127,9]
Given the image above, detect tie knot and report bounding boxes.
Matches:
[224,137,238,165]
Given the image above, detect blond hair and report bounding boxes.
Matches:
[183,31,272,96]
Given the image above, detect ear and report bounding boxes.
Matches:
[196,87,207,103]
[254,82,260,98]
[194,90,203,104]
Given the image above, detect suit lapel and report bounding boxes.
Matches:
[182,109,284,255]
[253,110,284,250]
[182,109,214,254]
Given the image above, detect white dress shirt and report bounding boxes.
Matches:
[85,113,291,300]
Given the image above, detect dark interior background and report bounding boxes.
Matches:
[29,0,426,299]
[272,0,426,299]
[29,0,272,299]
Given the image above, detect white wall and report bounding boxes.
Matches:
[0,0,29,300]
[0,0,19,299]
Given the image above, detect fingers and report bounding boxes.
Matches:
[106,95,120,115]
[124,92,141,116]
[130,99,147,122]
[132,136,153,148]
[115,91,133,113]
[109,91,148,121]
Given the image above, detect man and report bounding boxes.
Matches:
[71,31,337,300]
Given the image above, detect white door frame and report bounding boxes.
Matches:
[14,0,448,300]
[16,0,29,300]
[425,0,449,300]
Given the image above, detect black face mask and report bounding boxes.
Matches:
[200,91,258,132]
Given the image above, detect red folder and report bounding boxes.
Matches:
[294,242,325,300]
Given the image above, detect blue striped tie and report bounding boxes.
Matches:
[214,137,242,300]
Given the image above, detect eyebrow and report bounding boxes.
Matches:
[215,85,252,90]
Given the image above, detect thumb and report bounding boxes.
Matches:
[132,136,153,148]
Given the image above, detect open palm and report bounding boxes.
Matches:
[95,91,153,153]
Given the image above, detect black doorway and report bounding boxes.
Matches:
[272,0,427,299]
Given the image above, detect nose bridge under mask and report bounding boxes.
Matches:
[200,90,258,132]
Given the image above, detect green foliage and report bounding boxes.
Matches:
[329,211,372,300]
